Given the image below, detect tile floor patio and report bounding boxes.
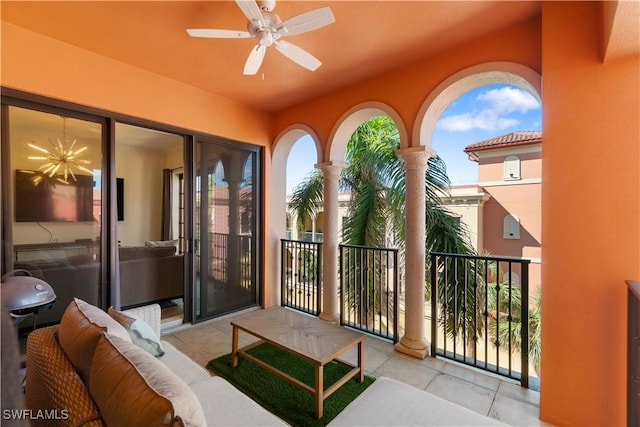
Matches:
[162,307,552,426]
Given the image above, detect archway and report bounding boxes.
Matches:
[269,125,321,306]
[319,102,408,322]
[327,101,408,163]
[407,61,543,373]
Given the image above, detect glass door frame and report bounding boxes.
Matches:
[192,136,262,323]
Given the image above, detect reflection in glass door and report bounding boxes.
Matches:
[194,140,259,320]
[4,105,103,328]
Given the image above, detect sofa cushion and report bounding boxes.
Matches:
[58,298,131,386]
[90,333,206,427]
[190,376,288,426]
[108,307,165,356]
[158,341,211,386]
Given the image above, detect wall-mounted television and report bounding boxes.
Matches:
[15,170,95,222]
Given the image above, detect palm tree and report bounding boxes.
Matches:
[288,116,476,335]
[487,280,542,375]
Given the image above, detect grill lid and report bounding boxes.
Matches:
[1,270,56,312]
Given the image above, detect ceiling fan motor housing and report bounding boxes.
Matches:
[247,10,281,45]
[257,0,276,12]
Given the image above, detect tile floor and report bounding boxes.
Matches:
[162,308,552,426]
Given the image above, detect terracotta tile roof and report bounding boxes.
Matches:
[464,131,542,153]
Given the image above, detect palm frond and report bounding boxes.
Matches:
[288,169,324,234]
[343,180,388,246]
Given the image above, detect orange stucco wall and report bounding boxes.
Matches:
[274,19,542,148]
[0,22,274,146]
[541,2,640,425]
[477,151,541,183]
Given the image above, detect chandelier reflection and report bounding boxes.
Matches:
[27,117,91,185]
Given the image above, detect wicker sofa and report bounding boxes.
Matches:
[25,299,286,426]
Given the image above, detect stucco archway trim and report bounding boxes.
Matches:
[326,101,408,163]
[412,62,542,151]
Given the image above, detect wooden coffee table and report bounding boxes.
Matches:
[231,307,365,419]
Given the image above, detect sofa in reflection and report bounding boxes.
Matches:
[14,245,184,327]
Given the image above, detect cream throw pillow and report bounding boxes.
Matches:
[58,298,131,386]
[108,307,165,356]
[90,333,206,427]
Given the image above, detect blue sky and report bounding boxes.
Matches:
[286,84,541,194]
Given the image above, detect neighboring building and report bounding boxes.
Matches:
[461,131,542,288]
[286,193,352,242]
[438,185,490,252]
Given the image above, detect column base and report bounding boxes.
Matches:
[394,336,430,359]
[318,312,339,323]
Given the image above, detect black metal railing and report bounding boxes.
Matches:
[196,232,253,291]
[339,244,399,342]
[281,239,322,315]
[430,252,530,387]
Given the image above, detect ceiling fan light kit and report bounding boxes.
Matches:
[187,0,334,75]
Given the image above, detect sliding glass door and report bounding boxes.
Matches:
[194,139,260,320]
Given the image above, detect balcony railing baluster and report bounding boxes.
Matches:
[430,252,531,388]
[280,239,322,316]
[339,244,399,343]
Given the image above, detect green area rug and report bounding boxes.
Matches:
[207,343,375,427]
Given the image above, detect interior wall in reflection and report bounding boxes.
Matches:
[114,123,185,322]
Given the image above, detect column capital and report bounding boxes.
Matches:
[395,146,435,171]
[315,161,346,180]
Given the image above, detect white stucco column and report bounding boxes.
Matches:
[395,146,432,359]
[316,161,345,323]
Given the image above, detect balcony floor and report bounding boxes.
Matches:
[163,308,552,426]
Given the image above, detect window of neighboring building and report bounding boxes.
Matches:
[503,214,520,239]
[504,155,521,180]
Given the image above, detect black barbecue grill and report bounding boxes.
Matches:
[1,269,56,327]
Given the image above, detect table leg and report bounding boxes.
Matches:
[357,339,365,383]
[315,364,323,419]
[231,325,239,368]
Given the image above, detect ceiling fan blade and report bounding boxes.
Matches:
[235,0,265,28]
[187,29,251,38]
[244,45,266,75]
[274,40,321,71]
[276,7,335,37]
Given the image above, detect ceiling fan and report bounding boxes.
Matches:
[187,0,335,75]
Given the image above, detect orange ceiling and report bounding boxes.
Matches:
[1,1,541,112]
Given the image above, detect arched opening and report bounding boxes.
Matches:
[270,126,321,306]
[415,62,543,386]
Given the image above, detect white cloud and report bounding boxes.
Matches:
[476,87,540,114]
[438,112,520,132]
[438,87,539,132]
